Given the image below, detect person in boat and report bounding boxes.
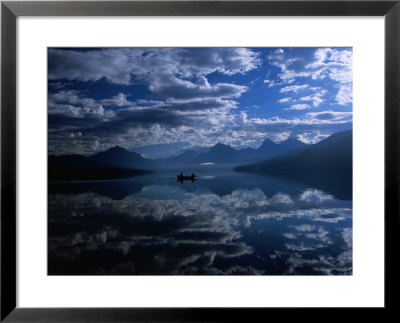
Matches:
[177,172,183,182]
[177,172,197,183]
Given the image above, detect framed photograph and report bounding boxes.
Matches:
[1,0,398,321]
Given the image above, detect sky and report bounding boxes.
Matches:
[48,47,352,157]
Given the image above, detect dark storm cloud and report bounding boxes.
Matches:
[48,103,215,155]
[96,108,192,132]
[49,99,216,136]
[149,75,247,101]
[48,48,261,85]
[48,48,135,85]
[49,108,190,140]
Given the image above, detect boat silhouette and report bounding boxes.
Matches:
[177,172,197,183]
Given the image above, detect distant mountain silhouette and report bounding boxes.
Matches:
[235,131,352,199]
[158,137,307,168]
[202,143,238,163]
[240,137,307,162]
[190,145,210,154]
[91,145,159,170]
[257,138,279,154]
[165,149,199,164]
[49,146,156,181]
[278,137,307,151]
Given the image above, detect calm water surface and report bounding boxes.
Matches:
[48,170,352,275]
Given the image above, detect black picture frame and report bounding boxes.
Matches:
[1,0,399,321]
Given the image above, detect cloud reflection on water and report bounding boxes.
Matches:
[48,184,352,275]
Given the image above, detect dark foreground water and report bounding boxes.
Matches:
[48,170,352,275]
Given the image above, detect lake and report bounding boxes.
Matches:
[48,169,352,275]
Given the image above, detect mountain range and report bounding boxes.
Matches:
[48,132,351,192]
[159,137,307,168]
[48,146,157,180]
[235,130,353,199]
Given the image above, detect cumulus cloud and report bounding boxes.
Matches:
[285,104,311,111]
[268,48,352,105]
[336,84,353,105]
[240,111,248,124]
[100,93,134,107]
[50,90,96,106]
[290,224,315,232]
[280,84,309,93]
[263,79,283,88]
[300,95,323,107]
[296,131,331,144]
[149,75,248,102]
[49,90,121,120]
[299,189,334,203]
[299,89,327,107]
[307,110,352,123]
[270,192,294,204]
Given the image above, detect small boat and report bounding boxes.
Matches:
[177,172,197,183]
